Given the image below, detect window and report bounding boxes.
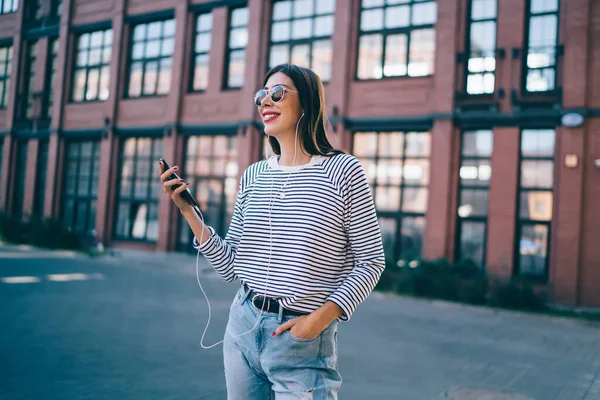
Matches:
[0,45,12,108]
[20,40,38,120]
[191,12,213,91]
[0,138,4,180]
[353,131,430,261]
[456,130,493,267]
[0,0,18,14]
[178,135,238,250]
[33,140,49,218]
[224,7,249,89]
[465,0,497,94]
[12,140,28,218]
[357,0,437,80]
[516,129,555,279]
[115,137,163,242]
[268,0,335,82]
[524,0,560,92]
[128,19,175,97]
[72,29,112,102]
[43,38,59,119]
[62,141,101,237]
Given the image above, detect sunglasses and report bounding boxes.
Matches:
[254,85,298,107]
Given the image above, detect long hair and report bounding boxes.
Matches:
[263,64,344,156]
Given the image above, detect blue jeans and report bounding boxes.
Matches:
[223,285,342,399]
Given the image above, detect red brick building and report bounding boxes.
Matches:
[0,0,598,308]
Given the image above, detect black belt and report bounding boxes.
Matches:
[243,284,309,317]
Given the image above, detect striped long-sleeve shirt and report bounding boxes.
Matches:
[193,153,385,321]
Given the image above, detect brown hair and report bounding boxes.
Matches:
[263,64,344,156]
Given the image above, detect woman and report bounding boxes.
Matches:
[159,64,384,399]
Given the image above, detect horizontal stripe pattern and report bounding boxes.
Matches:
[194,154,385,321]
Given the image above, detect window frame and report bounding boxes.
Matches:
[189,11,214,93]
[0,44,12,109]
[521,0,561,95]
[267,0,336,83]
[42,37,59,119]
[223,6,249,90]
[61,140,102,237]
[125,18,176,99]
[355,0,437,81]
[114,137,163,242]
[352,130,431,262]
[455,130,494,268]
[462,0,498,96]
[0,0,19,15]
[514,128,556,281]
[71,28,113,103]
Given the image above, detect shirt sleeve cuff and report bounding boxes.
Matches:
[326,296,352,322]
[192,226,217,252]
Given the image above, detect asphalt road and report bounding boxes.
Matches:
[1,245,600,400]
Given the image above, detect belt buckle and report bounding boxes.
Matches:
[252,294,271,311]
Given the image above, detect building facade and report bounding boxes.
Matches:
[0,0,599,308]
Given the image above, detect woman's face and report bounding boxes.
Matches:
[258,72,303,138]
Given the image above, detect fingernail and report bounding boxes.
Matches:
[272,331,276,336]
[185,182,190,186]
[174,166,178,170]
[179,179,184,182]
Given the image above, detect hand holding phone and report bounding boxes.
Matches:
[159,158,200,208]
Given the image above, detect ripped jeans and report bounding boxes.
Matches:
[223,285,342,400]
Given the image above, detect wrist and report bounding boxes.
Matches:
[311,301,343,327]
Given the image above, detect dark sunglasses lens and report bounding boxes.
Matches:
[254,90,267,106]
[271,86,285,102]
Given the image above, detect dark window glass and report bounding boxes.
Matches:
[72,29,112,102]
[43,38,59,118]
[115,137,163,242]
[225,7,249,89]
[357,0,437,80]
[33,140,49,218]
[0,45,12,108]
[12,140,28,219]
[525,0,560,92]
[20,41,38,120]
[353,131,430,261]
[516,129,555,279]
[268,0,335,82]
[178,135,238,251]
[0,0,18,14]
[191,13,213,91]
[456,130,493,267]
[128,19,175,97]
[62,141,101,237]
[465,0,497,94]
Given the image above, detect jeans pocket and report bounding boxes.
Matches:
[288,330,322,343]
[231,286,247,308]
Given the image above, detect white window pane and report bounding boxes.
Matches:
[357,34,383,79]
[271,21,290,42]
[311,40,332,82]
[384,34,407,77]
[145,40,160,58]
[292,18,312,39]
[91,31,103,47]
[273,1,292,20]
[161,38,174,56]
[408,29,435,76]
[133,24,146,41]
[99,66,110,100]
[79,33,90,49]
[195,33,211,53]
[231,8,249,27]
[412,2,437,25]
[314,15,334,36]
[143,62,158,94]
[293,0,313,17]
[193,55,209,91]
[157,59,171,94]
[531,0,558,13]
[198,14,213,31]
[86,68,99,100]
[269,45,289,67]
[472,0,497,20]
[147,22,162,39]
[361,8,384,31]
[73,69,86,101]
[132,43,144,60]
[291,44,310,67]
[129,62,142,97]
[316,0,335,14]
[163,19,176,36]
[229,27,248,49]
[385,5,409,28]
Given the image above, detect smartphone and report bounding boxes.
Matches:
[159,158,200,208]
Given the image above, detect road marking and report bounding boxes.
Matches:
[46,273,105,282]
[1,273,105,284]
[1,276,41,284]
[0,251,78,259]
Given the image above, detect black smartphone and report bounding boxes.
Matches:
[159,158,199,208]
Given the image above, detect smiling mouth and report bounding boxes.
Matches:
[263,113,280,123]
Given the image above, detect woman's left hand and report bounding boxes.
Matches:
[272,302,343,339]
[272,314,324,339]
